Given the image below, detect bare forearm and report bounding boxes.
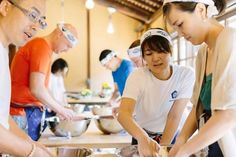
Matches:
[177,107,198,143]
[161,99,191,144]
[109,91,120,103]
[0,124,32,157]
[109,84,120,104]
[181,109,236,155]
[161,116,181,145]
[31,86,64,113]
[118,111,148,141]
[63,93,68,106]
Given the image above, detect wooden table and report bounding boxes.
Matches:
[67,96,110,105]
[39,121,132,149]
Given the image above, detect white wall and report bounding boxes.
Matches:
[89,4,139,92]
[37,0,139,92]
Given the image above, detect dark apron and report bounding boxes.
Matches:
[25,107,55,141]
[11,103,55,141]
[198,110,224,157]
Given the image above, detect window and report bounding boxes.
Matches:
[172,39,178,65]
[227,15,236,28]
[171,36,199,68]
[171,3,236,69]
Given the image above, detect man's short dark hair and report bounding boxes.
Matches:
[99,49,113,61]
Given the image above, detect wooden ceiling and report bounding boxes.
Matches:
[94,0,164,24]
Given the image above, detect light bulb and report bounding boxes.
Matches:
[85,0,95,9]
[107,7,116,14]
[107,21,114,34]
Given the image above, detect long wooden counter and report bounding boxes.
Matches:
[39,120,132,149]
[67,96,110,105]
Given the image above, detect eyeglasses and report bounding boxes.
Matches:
[8,0,47,29]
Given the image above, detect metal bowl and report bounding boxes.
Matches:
[46,116,91,137]
[94,118,123,134]
[48,147,92,157]
[92,106,123,134]
[92,106,113,116]
[72,104,86,113]
[65,104,86,114]
[48,147,120,157]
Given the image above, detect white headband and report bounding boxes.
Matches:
[140,29,173,46]
[127,46,141,58]
[58,24,78,47]
[163,0,219,17]
[100,51,117,65]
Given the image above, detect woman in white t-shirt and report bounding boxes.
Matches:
[49,58,68,106]
[118,28,195,157]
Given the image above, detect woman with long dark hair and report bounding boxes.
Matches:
[163,0,236,156]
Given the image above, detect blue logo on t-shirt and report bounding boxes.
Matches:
[171,90,178,99]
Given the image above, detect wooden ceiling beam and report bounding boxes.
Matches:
[149,0,164,4]
[124,0,156,13]
[94,0,151,22]
[147,5,163,24]
[115,0,153,15]
[138,0,162,9]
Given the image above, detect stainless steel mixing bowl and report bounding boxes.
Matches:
[48,147,120,157]
[92,106,123,134]
[93,117,123,134]
[56,147,92,157]
[46,116,91,137]
[71,104,86,114]
[65,104,86,114]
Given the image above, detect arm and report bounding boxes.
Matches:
[118,98,148,141]
[168,105,198,157]
[0,119,32,156]
[118,98,159,157]
[48,75,68,107]
[160,99,189,145]
[0,123,52,157]
[8,117,52,156]
[48,87,67,107]
[62,92,68,106]
[30,72,74,120]
[176,109,236,156]
[107,83,120,106]
[175,105,198,143]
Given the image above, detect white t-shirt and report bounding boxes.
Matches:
[0,43,10,129]
[122,65,195,132]
[48,73,66,105]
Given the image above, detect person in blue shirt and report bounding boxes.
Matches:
[99,49,133,106]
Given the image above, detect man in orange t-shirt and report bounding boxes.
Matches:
[10,23,78,141]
